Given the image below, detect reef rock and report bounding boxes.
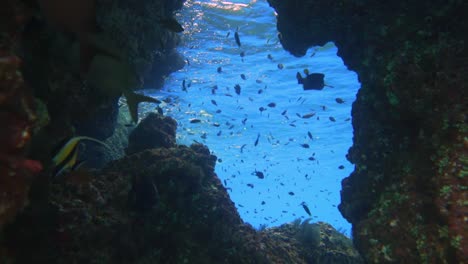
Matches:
[2,145,259,262]
[3,140,359,263]
[126,112,177,155]
[0,0,43,235]
[268,0,467,263]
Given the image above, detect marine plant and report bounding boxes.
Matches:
[294,219,321,249]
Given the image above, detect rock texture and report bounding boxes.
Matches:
[0,0,44,235]
[126,112,178,155]
[19,0,185,150]
[268,0,467,263]
[3,143,360,263]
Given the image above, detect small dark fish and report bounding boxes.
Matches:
[215,109,222,113]
[297,72,333,90]
[155,106,164,115]
[254,133,260,146]
[217,131,222,136]
[200,133,207,139]
[211,85,218,94]
[308,156,316,161]
[300,143,310,148]
[257,89,263,94]
[254,170,264,179]
[240,144,247,153]
[335,98,345,104]
[267,54,273,60]
[158,17,184,32]
[259,107,267,113]
[307,131,313,139]
[289,123,296,127]
[256,79,262,83]
[302,113,316,119]
[301,202,312,216]
[329,116,336,122]
[281,110,287,115]
[242,118,247,125]
[182,79,187,91]
[240,51,245,57]
[288,191,295,196]
[234,84,241,95]
[211,99,217,106]
[277,63,284,69]
[247,183,254,188]
[189,118,202,123]
[217,66,222,73]
[124,123,134,127]
[226,32,230,38]
[186,59,190,66]
[261,201,266,205]
[267,102,276,108]
[234,31,241,47]
[240,74,246,80]
[344,117,351,121]
[213,122,220,127]
[338,165,345,169]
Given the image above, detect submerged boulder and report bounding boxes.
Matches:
[126,113,177,155]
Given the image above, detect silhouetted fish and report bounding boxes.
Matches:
[234,30,241,47]
[301,202,312,216]
[297,72,333,90]
[254,133,260,146]
[234,84,241,95]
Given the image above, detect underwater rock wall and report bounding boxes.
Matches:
[95,0,186,89]
[0,0,44,239]
[268,0,467,263]
[19,0,185,145]
[2,113,361,263]
[0,0,184,256]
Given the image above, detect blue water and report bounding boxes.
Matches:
[147,0,360,236]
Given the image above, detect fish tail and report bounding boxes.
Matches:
[124,91,161,123]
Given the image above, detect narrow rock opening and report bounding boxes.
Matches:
[143,0,360,236]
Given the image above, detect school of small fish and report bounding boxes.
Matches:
[149,14,353,229]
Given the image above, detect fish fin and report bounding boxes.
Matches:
[74,136,112,151]
[124,91,161,123]
[71,159,86,171]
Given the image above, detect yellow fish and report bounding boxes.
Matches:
[52,136,109,177]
